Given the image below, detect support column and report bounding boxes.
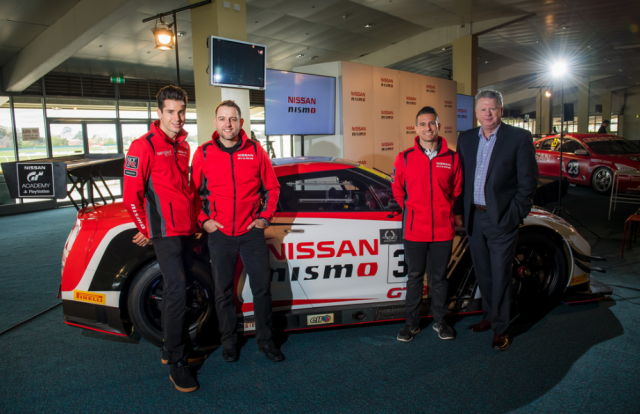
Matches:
[453,35,478,126]
[535,88,553,135]
[577,77,590,133]
[191,0,250,145]
[602,90,612,124]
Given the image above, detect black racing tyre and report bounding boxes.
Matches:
[591,167,613,194]
[511,232,568,315]
[127,260,215,347]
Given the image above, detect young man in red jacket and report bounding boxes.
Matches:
[192,100,283,362]
[391,106,463,342]
[123,86,199,392]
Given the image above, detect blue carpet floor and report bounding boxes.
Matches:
[0,187,638,413]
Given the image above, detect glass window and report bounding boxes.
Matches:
[610,115,618,133]
[119,101,149,119]
[14,97,47,161]
[46,98,116,119]
[539,139,559,151]
[122,123,149,154]
[278,171,383,212]
[182,123,198,165]
[587,138,640,155]
[186,103,197,120]
[560,139,585,153]
[0,98,15,171]
[50,123,83,157]
[87,124,117,154]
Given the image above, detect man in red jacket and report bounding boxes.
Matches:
[192,100,282,362]
[123,85,199,393]
[391,106,463,342]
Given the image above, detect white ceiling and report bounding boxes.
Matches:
[0,0,638,100]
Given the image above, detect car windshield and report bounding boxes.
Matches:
[587,139,640,155]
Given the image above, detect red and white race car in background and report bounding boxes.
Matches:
[60,157,611,346]
[534,134,640,194]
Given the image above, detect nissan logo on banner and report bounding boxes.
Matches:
[16,163,55,197]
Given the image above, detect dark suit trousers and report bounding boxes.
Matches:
[208,227,274,347]
[404,239,453,327]
[468,210,518,335]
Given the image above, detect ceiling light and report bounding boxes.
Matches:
[296,53,306,58]
[364,23,375,28]
[613,43,640,50]
[343,14,349,19]
[551,60,568,78]
[152,18,174,51]
[545,91,552,98]
[484,60,489,64]
[177,31,186,37]
[310,56,319,60]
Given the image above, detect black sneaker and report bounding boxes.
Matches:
[169,361,199,393]
[259,344,285,362]
[397,324,420,342]
[222,344,238,362]
[162,347,208,365]
[433,322,456,340]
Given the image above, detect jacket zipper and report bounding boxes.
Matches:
[169,203,175,227]
[429,157,434,242]
[173,140,193,230]
[230,152,237,236]
[410,209,414,231]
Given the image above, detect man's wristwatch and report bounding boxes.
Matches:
[259,218,270,228]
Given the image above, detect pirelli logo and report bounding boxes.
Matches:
[569,274,587,286]
[74,290,106,305]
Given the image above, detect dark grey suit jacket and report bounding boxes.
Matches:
[454,122,539,235]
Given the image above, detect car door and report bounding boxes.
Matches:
[559,138,591,184]
[271,168,401,308]
[535,137,560,176]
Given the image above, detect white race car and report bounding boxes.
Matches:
[60,157,611,346]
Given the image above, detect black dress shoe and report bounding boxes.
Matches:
[492,334,511,351]
[468,319,491,333]
[222,345,238,362]
[259,344,285,362]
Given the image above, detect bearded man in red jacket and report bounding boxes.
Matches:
[192,100,282,362]
[123,85,199,393]
[391,106,463,342]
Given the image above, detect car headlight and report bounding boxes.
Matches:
[615,163,639,172]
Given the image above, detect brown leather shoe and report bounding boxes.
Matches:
[492,334,510,351]
[468,319,491,332]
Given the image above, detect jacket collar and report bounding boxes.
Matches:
[211,129,250,151]
[413,135,448,156]
[150,120,188,145]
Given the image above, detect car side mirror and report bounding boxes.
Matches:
[388,199,402,211]
[574,149,588,156]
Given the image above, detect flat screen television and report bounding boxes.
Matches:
[265,69,336,136]
[457,94,474,132]
[209,36,266,89]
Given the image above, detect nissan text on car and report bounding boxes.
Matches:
[60,157,611,346]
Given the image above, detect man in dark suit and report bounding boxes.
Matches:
[454,90,538,351]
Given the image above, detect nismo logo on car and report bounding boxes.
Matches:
[267,239,380,282]
[288,96,317,113]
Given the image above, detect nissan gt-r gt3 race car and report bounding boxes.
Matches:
[534,133,640,194]
[60,157,612,346]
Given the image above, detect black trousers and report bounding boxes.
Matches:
[404,239,453,327]
[152,235,196,365]
[208,227,274,347]
[467,210,519,335]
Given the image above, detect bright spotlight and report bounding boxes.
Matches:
[552,60,568,78]
[545,91,552,98]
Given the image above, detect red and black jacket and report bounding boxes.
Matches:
[192,129,280,237]
[123,120,197,239]
[392,136,463,242]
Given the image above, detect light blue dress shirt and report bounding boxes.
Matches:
[473,125,500,205]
